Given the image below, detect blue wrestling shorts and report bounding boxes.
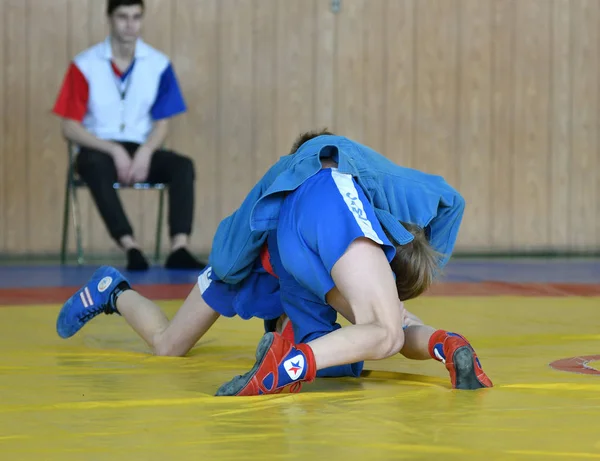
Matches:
[196,259,282,321]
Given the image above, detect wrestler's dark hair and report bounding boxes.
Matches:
[289,129,335,154]
[107,0,144,16]
[389,223,443,301]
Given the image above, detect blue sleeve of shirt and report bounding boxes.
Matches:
[427,193,465,269]
[151,63,187,120]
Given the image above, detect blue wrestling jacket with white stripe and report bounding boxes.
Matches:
[209,135,465,285]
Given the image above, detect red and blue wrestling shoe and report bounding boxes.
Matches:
[429,330,493,389]
[56,266,131,339]
[215,332,316,396]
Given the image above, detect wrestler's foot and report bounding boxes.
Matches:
[215,332,316,396]
[429,330,493,390]
[56,266,130,339]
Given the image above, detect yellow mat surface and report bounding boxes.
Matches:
[1,296,599,460]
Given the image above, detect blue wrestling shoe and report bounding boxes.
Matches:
[56,266,131,339]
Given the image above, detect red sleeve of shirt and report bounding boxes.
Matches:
[52,62,89,122]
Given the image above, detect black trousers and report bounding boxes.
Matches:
[75,142,195,243]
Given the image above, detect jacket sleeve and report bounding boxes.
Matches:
[208,160,289,283]
[427,193,465,269]
[208,180,269,284]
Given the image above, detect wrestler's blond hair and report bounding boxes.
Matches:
[389,223,442,301]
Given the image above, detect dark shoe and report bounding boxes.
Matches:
[165,248,206,270]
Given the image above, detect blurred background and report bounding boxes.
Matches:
[1,0,598,261]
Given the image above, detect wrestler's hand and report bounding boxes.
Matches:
[402,308,425,328]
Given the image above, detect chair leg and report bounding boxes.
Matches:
[155,188,165,263]
[60,179,71,265]
[71,187,84,266]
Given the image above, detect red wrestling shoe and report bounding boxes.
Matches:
[215,332,316,396]
[429,330,493,389]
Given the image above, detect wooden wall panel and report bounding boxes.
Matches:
[252,0,277,178]
[65,0,93,255]
[0,0,5,251]
[569,0,598,249]
[456,0,492,248]
[362,0,386,152]
[383,0,415,169]
[512,0,551,248]
[1,0,600,258]
[489,0,515,250]
[550,0,571,249]
[171,0,219,252]
[334,0,367,142]
[4,1,29,254]
[218,0,255,219]
[413,0,459,187]
[274,0,316,155]
[314,0,336,132]
[28,0,69,253]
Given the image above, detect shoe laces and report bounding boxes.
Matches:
[79,303,114,323]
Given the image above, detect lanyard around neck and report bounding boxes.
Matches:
[112,60,135,132]
[111,60,135,100]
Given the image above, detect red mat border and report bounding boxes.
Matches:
[0,282,598,306]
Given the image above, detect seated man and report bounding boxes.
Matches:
[55,130,493,395]
[53,0,204,271]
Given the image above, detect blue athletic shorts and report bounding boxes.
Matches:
[197,259,282,321]
[197,257,362,378]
